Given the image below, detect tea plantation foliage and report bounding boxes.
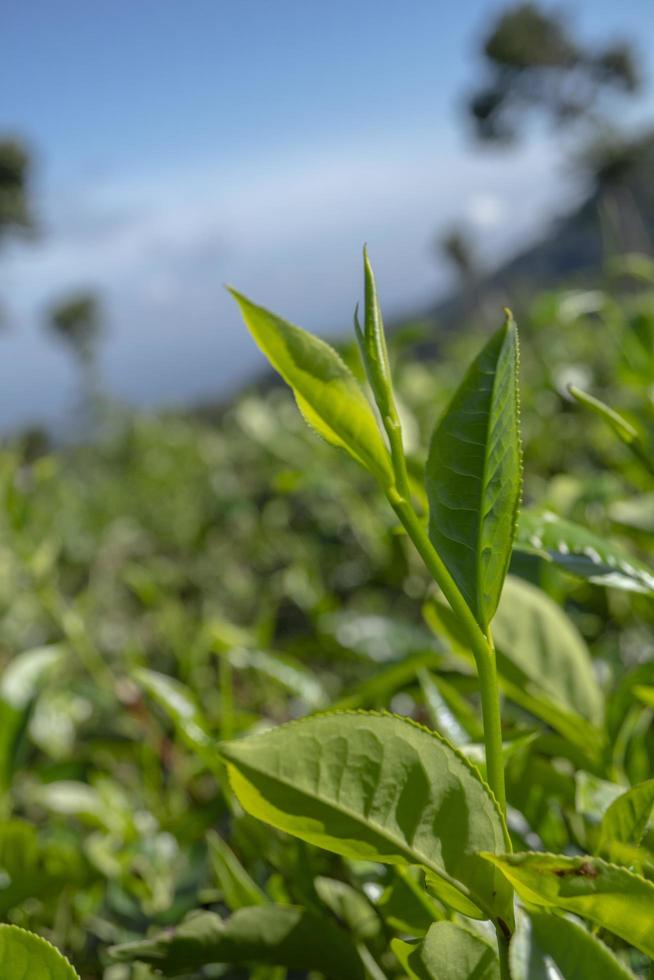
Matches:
[0,269,652,978]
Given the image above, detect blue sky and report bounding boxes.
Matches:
[3,0,654,431]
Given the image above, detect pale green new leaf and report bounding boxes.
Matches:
[0,924,79,979]
[492,576,604,726]
[111,906,364,979]
[597,779,654,862]
[230,290,393,487]
[426,314,521,629]
[483,852,654,958]
[510,908,636,980]
[219,711,512,920]
[516,510,654,596]
[354,246,397,424]
[392,922,499,980]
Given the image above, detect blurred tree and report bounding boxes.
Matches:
[48,293,101,367]
[47,292,104,425]
[0,139,33,242]
[468,2,639,143]
[438,226,479,283]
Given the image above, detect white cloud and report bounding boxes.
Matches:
[1,131,576,429]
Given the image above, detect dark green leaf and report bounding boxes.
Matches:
[111,906,364,979]
[426,314,521,629]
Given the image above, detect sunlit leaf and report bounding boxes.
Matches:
[392,921,499,979]
[484,851,654,957]
[510,907,636,980]
[111,906,364,978]
[426,314,521,629]
[516,510,654,596]
[230,290,393,486]
[0,925,79,979]
[219,711,512,920]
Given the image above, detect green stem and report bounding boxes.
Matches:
[496,923,511,980]
[385,418,412,502]
[388,496,507,814]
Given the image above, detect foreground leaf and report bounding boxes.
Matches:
[597,779,654,862]
[230,290,393,487]
[426,314,521,630]
[510,908,636,980]
[392,921,499,979]
[111,906,364,978]
[484,852,654,957]
[219,711,511,920]
[0,924,79,979]
[516,510,654,596]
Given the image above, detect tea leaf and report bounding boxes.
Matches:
[207,830,267,910]
[568,385,653,476]
[426,314,521,630]
[0,924,79,979]
[510,907,636,980]
[492,575,603,726]
[516,510,654,596]
[354,246,396,424]
[111,906,364,978]
[230,290,393,487]
[220,711,512,920]
[424,591,603,755]
[392,921,499,979]
[314,876,381,941]
[484,852,654,957]
[597,779,654,861]
[134,667,214,757]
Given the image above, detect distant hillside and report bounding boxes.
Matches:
[426,130,654,331]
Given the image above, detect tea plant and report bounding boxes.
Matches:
[0,253,653,977]
[110,250,654,978]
